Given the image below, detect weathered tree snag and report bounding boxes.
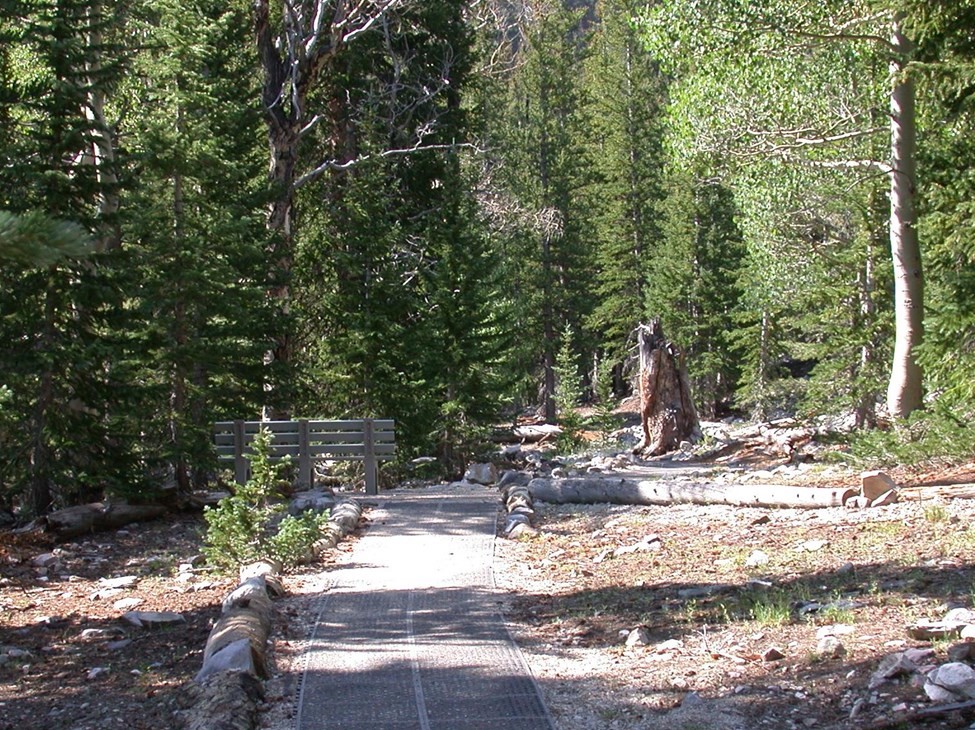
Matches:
[38,503,167,540]
[633,321,700,456]
[529,477,855,509]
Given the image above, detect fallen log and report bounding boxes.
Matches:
[529,477,855,509]
[39,502,167,540]
[197,574,275,682]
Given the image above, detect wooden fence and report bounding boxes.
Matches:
[213,419,395,496]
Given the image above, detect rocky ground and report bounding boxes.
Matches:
[2,437,975,730]
[494,460,975,730]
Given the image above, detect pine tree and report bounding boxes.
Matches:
[499,0,594,423]
[0,1,134,514]
[582,0,668,392]
[647,170,745,417]
[292,1,516,469]
[121,0,273,493]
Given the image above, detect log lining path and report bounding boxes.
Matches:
[293,482,555,730]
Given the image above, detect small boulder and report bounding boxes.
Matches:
[860,470,897,501]
[763,647,786,662]
[464,463,498,485]
[745,550,769,567]
[122,611,185,628]
[625,627,651,647]
[925,662,975,702]
[871,489,899,507]
[815,636,846,660]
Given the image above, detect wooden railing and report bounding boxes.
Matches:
[213,419,395,496]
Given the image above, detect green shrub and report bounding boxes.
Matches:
[203,428,330,571]
[849,405,975,466]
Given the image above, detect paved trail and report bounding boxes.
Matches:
[295,483,554,730]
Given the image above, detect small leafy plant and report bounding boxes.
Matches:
[204,428,330,571]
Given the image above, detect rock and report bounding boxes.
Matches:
[817,624,855,639]
[463,463,498,485]
[32,553,59,569]
[745,550,769,567]
[845,495,870,510]
[122,611,185,628]
[962,625,975,640]
[870,651,923,689]
[797,539,828,552]
[924,681,961,704]
[113,597,143,610]
[763,647,786,662]
[926,662,975,700]
[860,470,897,501]
[944,608,975,623]
[625,627,651,647]
[947,642,975,662]
[871,489,899,507]
[105,639,132,651]
[909,619,966,640]
[99,575,139,590]
[87,667,110,680]
[815,636,846,659]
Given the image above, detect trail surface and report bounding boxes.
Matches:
[295,483,554,730]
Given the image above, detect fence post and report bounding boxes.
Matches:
[233,419,247,485]
[298,419,311,489]
[363,418,377,496]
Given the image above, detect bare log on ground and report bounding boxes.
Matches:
[197,574,275,682]
[38,503,167,540]
[529,477,855,509]
[181,671,264,730]
[633,321,700,456]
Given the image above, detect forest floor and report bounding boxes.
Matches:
[1,441,975,729]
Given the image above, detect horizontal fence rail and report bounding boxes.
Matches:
[214,418,395,495]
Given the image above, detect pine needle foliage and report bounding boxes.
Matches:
[203,429,330,571]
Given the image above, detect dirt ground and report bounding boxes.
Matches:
[494,461,975,730]
[1,454,975,730]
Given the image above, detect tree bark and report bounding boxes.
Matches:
[39,502,167,540]
[529,477,855,509]
[633,320,700,455]
[885,16,923,419]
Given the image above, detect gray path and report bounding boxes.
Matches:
[295,483,554,730]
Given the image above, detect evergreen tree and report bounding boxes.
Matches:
[647,170,745,417]
[293,1,515,470]
[0,0,133,514]
[121,0,273,493]
[582,0,667,393]
[500,0,594,423]
[900,0,975,408]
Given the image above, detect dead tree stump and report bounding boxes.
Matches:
[634,320,700,456]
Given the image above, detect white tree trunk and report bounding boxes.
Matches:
[885,16,923,419]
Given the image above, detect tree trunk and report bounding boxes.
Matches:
[261,126,299,420]
[38,502,167,540]
[633,320,700,456]
[529,477,855,509]
[886,16,923,419]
